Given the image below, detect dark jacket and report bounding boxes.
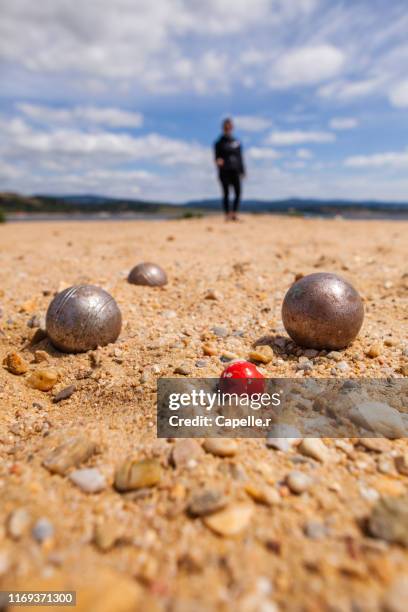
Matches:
[214,135,245,175]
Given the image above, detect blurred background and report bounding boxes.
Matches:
[0,0,408,204]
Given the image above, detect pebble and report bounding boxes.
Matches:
[303,520,328,539]
[203,438,238,457]
[368,495,408,547]
[383,576,408,612]
[27,313,46,329]
[69,468,106,493]
[3,352,29,375]
[202,343,218,356]
[205,289,222,301]
[296,358,313,372]
[203,503,253,536]
[94,522,121,552]
[395,454,408,476]
[171,439,203,468]
[53,384,76,403]
[366,343,382,358]
[32,518,54,543]
[43,435,97,475]
[303,349,319,358]
[326,351,342,361]
[188,489,228,516]
[349,401,406,439]
[0,551,10,576]
[174,364,191,376]
[298,438,329,463]
[266,424,301,452]
[286,471,313,494]
[359,438,390,453]
[249,345,274,364]
[245,483,281,506]
[34,350,49,363]
[7,507,31,539]
[336,361,350,372]
[28,369,59,391]
[211,326,228,337]
[114,458,162,492]
[195,359,208,368]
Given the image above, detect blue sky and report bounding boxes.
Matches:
[1,0,408,202]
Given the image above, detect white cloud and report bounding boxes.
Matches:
[319,78,381,100]
[296,148,313,159]
[234,115,272,132]
[389,80,408,107]
[17,104,144,128]
[344,149,408,168]
[271,45,345,87]
[0,117,210,167]
[329,117,358,130]
[247,147,281,160]
[265,130,335,145]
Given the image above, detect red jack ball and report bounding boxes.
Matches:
[219,360,265,396]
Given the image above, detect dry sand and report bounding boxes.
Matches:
[0,215,407,611]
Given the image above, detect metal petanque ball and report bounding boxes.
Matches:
[127,262,168,287]
[46,285,122,353]
[282,272,364,350]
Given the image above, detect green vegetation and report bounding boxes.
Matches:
[0,207,5,223]
[181,210,204,219]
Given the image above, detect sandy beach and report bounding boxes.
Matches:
[1,215,408,611]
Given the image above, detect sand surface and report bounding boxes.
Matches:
[0,215,407,611]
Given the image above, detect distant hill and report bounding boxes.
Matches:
[1,192,408,220]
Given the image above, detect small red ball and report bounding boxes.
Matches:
[219,360,265,396]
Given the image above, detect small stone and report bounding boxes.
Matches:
[34,350,49,363]
[303,349,319,358]
[245,483,281,506]
[27,313,46,330]
[3,352,29,375]
[32,518,54,543]
[27,369,59,391]
[286,471,313,494]
[326,351,342,361]
[171,439,204,468]
[195,359,208,368]
[266,424,301,452]
[220,350,238,362]
[188,489,228,516]
[69,468,106,493]
[114,458,162,492]
[359,438,390,453]
[349,401,406,439]
[298,438,329,462]
[211,326,228,337]
[395,454,408,476]
[203,503,253,536]
[53,385,76,403]
[399,364,408,376]
[174,364,191,376]
[43,435,97,475]
[203,438,238,457]
[205,289,221,300]
[94,522,121,552]
[368,495,408,547]
[249,345,274,364]
[7,507,31,539]
[202,343,218,356]
[383,576,408,612]
[296,358,313,372]
[366,343,382,358]
[336,361,350,372]
[304,520,328,539]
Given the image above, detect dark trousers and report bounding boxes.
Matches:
[219,170,241,214]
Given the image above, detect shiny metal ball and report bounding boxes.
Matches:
[46,285,122,353]
[282,272,364,350]
[127,262,168,287]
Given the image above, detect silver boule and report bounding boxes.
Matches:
[127,262,168,287]
[46,285,122,353]
[282,272,364,350]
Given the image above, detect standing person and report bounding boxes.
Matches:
[214,117,245,221]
